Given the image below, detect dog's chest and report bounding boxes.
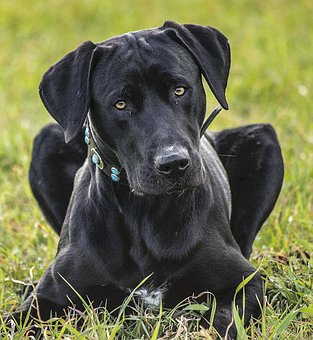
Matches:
[133,286,167,307]
[122,202,203,262]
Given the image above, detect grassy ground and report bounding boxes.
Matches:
[1,0,313,338]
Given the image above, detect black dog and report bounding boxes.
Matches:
[13,21,284,337]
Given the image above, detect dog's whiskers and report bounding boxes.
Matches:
[217,153,237,158]
[177,188,187,197]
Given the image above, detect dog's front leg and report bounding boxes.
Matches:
[209,271,262,339]
[176,241,263,339]
[8,268,76,324]
[167,255,262,339]
[9,248,94,324]
[9,293,68,325]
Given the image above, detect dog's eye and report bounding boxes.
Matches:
[115,101,127,110]
[174,87,185,96]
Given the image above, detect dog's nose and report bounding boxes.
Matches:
[155,150,190,176]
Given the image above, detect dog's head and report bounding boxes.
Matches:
[39,21,230,195]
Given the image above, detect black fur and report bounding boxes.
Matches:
[11,21,283,338]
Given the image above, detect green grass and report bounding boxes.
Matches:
[1,0,313,338]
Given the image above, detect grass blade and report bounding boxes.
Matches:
[151,300,163,340]
[270,308,299,340]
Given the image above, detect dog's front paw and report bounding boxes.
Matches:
[3,309,28,327]
[201,307,236,339]
[2,311,42,339]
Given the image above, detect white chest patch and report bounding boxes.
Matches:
[134,287,165,307]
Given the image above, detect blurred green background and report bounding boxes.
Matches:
[0,0,313,336]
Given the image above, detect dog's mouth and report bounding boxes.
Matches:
[130,187,188,197]
[131,175,202,197]
[166,182,194,194]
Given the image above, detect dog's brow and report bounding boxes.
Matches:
[147,66,190,86]
[161,71,189,83]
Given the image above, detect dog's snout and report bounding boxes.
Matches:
[155,149,190,176]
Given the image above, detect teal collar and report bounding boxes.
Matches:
[84,118,128,185]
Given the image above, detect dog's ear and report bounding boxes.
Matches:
[162,21,231,110]
[39,41,98,143]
